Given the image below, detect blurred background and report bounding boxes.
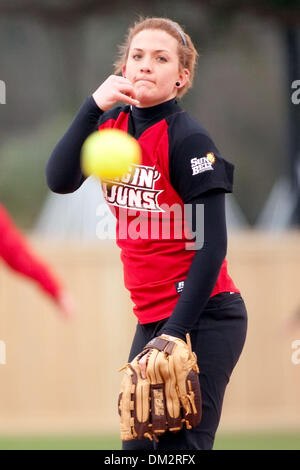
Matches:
[0,0,300,450]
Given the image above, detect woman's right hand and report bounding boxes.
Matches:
[55,289,77,319]
[92,75,140,111]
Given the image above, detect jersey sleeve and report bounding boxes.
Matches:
[170,132,234,203]
[0,205,62,300]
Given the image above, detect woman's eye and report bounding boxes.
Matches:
[132,54,167,62]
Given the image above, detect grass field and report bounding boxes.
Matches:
[0,431,299,450]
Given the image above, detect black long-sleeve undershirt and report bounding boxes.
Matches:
[46,96,102,194]
[46,98,228,340]
[158,190,227,340]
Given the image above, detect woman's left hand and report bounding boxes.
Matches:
[138,351,151,379]
[138,334,178,379]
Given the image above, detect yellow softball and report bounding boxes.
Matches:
[81,129,142,179]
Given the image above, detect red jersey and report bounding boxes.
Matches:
[98,99,240,324]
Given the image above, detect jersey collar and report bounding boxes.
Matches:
[131,97,181,121]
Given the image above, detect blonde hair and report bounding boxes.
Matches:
[113,16,199,98]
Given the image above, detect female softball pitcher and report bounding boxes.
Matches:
[46,17,248,450]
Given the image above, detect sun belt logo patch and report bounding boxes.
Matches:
[190,152,216,175]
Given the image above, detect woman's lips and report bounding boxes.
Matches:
[136,79,155,84]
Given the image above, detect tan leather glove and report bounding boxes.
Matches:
[118,333,202,442]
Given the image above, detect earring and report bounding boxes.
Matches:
[176,81,180,87]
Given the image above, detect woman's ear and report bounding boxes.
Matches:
[177,68,190,87]
[122,65,126,78]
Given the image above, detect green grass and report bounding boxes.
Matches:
[213,431,300,450]
[0,431,299,450]
[0,433,121,450]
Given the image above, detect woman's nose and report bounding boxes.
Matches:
[140,58,152,73]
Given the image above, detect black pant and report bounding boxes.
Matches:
[122,292,248,451]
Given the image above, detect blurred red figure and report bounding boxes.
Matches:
[0,203,75,319]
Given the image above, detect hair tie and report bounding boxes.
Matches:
[169,22,187,47]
